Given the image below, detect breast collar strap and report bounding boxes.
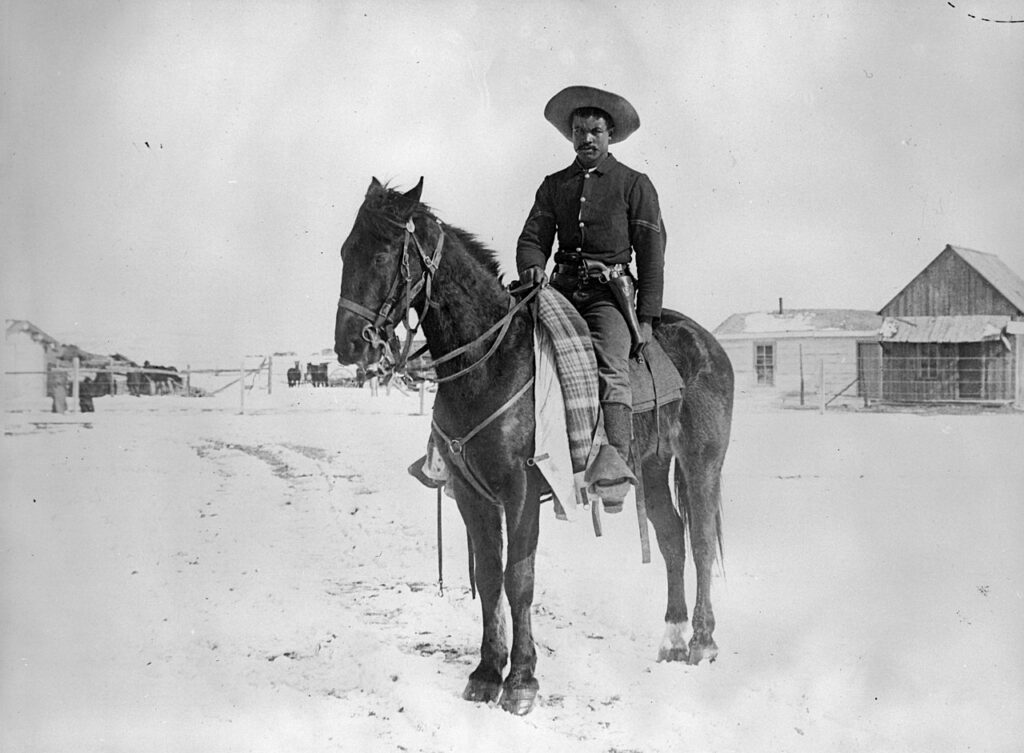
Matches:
[432,375,535,507]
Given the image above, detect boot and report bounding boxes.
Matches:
[408,455,445,489]
[407,436,449,490]
[590,402,636,513]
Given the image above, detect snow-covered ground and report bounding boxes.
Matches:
[2,385,1022,753]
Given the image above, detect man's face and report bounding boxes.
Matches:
[571,114,613,168]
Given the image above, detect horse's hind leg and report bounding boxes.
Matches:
[455,492,507,703]
[680,453,724,665]
[498,470,542,715]
[643,454,692,662]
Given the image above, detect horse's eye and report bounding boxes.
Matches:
[373,251,393,268]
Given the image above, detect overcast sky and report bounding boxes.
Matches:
[4,0,1023,366]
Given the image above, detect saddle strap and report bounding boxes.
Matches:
[631,431,652,564]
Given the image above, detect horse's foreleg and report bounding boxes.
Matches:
[497,470,541,715]
[644,456,691,662]
[455,492,507,703]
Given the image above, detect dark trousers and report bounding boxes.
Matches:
[553,282,631,406]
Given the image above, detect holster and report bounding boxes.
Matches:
[604,267,645,357]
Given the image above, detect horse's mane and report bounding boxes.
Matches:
[359,183,504,282]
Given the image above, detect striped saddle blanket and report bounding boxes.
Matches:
[535,288,600,474]
[535,288,684,469]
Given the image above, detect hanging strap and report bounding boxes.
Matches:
[632,432,652,564]
[436,487,444,596]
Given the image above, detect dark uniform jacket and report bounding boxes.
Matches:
[515,153,666,319]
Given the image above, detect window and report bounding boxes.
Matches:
[918,343,940,380]
[755,343,775,386]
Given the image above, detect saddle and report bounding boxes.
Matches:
[630,338,683,413]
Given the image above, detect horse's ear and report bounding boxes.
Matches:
[366,177,384,197]
[403,176,424,205]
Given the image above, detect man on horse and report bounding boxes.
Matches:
[517,85,666,504]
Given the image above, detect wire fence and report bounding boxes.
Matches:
[873,353,1017,404]
[734,348,1022,412]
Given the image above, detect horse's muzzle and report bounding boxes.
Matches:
[334,310,379,366]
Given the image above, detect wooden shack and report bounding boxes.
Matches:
[4,319,62,409]
[714,307,883,405]
[877,245,1024,404]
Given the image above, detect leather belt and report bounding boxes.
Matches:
[552,261,629,288]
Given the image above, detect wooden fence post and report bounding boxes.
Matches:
[799,344,805,406]
[267,355,273,395]
[186,364,191,396]
[818,359,825,414]
[239,361,246,414]
[71,356,80,413]
[419,380,426,415]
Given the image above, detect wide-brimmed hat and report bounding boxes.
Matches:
[543,85,640,144]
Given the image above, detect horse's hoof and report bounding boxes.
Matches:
[687,639,719,665]
[657,645,689,663]
[498,683,539,715]
[463,678,502,704]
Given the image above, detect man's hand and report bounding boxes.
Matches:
[519,265,548,286]
[639,319,653,345]
[634,316,654,357]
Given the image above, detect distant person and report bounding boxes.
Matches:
[48,366,68,414]
[79,377,95,412]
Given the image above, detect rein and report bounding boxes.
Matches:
[426,284,541,383]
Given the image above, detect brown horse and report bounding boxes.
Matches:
[334,177,733,715]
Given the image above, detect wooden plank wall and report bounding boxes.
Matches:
[881,248,1021,318]
[721,337,861,398]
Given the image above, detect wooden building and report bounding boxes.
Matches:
[714,307,883,405]
[4,319,62,409]
[877,245,1024,405]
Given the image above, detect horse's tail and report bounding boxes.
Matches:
[673,458,725,569]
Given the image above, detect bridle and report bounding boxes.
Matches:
[337,215,445,374]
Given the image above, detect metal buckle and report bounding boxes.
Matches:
[448,439,463,455]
